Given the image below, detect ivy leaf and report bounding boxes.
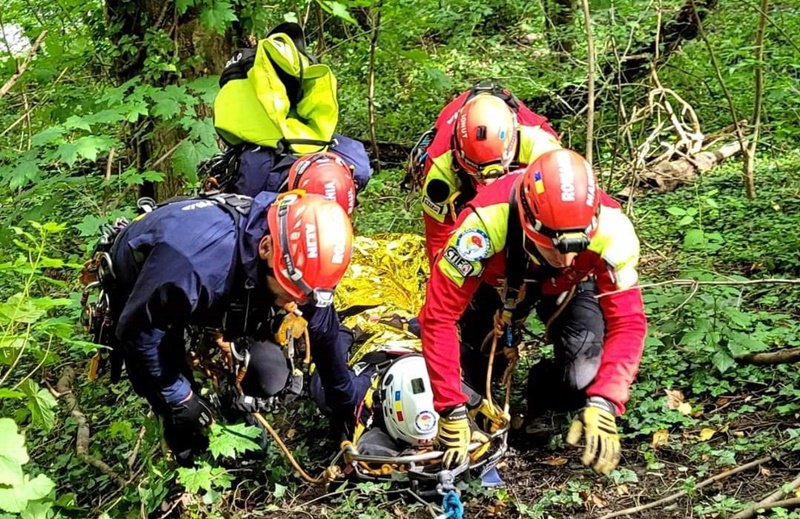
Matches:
[20,381,57,432]
[177,462,233,493]
[0,474,55,514]
[208,423,261,459]
[0,418,28,487]
[199,0,238,34]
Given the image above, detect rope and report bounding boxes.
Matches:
[251,411,342,485]
[441,490,464,519]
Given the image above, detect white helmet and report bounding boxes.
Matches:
[380,354,439,446]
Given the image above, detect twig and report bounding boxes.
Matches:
[367,4,381,175]
[105,148,116,181]
[742,0,768,200]
[146,137,188,169]
[127,423,148,472]
[731,474,800,519]
[737,347,800,365]
[597,277,800,298]
[55,367,126,488]
[580,0,595,164]
[0,67,70,138]
[598,455,773,519]
[0,31,47,98]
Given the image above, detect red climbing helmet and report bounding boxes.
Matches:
[287,152,356,216]
[266,192,354,307]
[516,149,599,253]
[452,94,518,181]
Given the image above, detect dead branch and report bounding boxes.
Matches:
[56,367,126,488]
[597,277,800,299]
[598,455,773,519]
[580,0,595,164]
[737,347,800,365]
[127,423,148,472]
[367,5,381,175]
[731,473,800,519]
[0,31,47,99]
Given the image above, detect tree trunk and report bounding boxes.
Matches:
[104,1,244,200]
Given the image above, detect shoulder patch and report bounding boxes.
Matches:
[455,229,491,261]
[443,246,475,277]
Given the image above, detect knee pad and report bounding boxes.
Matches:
[562,329,603,391]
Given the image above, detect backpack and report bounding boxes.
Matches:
[213,22,338,155]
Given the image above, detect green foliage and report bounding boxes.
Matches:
[0,418,56,515]
[208,422,262,459]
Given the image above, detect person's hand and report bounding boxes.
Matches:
[170,391,214,429]
[438,405,471,469]
[566,396,621,474]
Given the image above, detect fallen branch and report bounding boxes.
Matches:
[597,277,800,299]
[366,5,381,175]
[0,31,47,99]
[56,367,126,488]
[737,347,800,365]
[731,474,800,519]
[598,455,773,519]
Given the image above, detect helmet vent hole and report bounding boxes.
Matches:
[383,374,394,386]
[476,126,487,140]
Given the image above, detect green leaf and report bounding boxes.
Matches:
[64,115,92,131]
[20,381,57,432]
[0,474,55,514]
[273,483,287,499]
[31,127,66,147]
[0,418,28,487]
[84,109,126,126]
[208,423,261,459]
[177,462,233,494]
[150,85,186,119]
[74,135,113,162]
[683,229,705,249]
[75,215,107,237]
[0,389,24,400]
[666,206,686,216]
[56,142,79,166]
[176,0,198,15]
[20,498,53,519]
[324,1,357,24]
[199,0,238,33]
[8,162,41,190]
[711,350,736,373]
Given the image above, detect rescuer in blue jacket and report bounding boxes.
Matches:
[108,191,367,464]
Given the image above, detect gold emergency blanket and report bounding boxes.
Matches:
[334,234,429,364]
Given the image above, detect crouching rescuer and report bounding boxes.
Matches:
[81,191,365,466]
[418,148,648,474]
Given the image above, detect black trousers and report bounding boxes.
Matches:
[458,281,605,415]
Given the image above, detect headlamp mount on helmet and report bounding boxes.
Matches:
[518,182,598,254]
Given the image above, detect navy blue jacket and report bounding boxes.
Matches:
[110,192,363,414]
[233,134,371,197]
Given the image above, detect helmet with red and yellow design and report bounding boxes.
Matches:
[266,192,353,307]
[516,149,599,254]
[287,152,356,216]
[452,94,518,181]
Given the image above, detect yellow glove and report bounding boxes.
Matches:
[438,405,471,469]
[469,398,510,434]
[274,312,307,346]
[566,396,621,475]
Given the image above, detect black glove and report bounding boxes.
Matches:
[169,391,214,429]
